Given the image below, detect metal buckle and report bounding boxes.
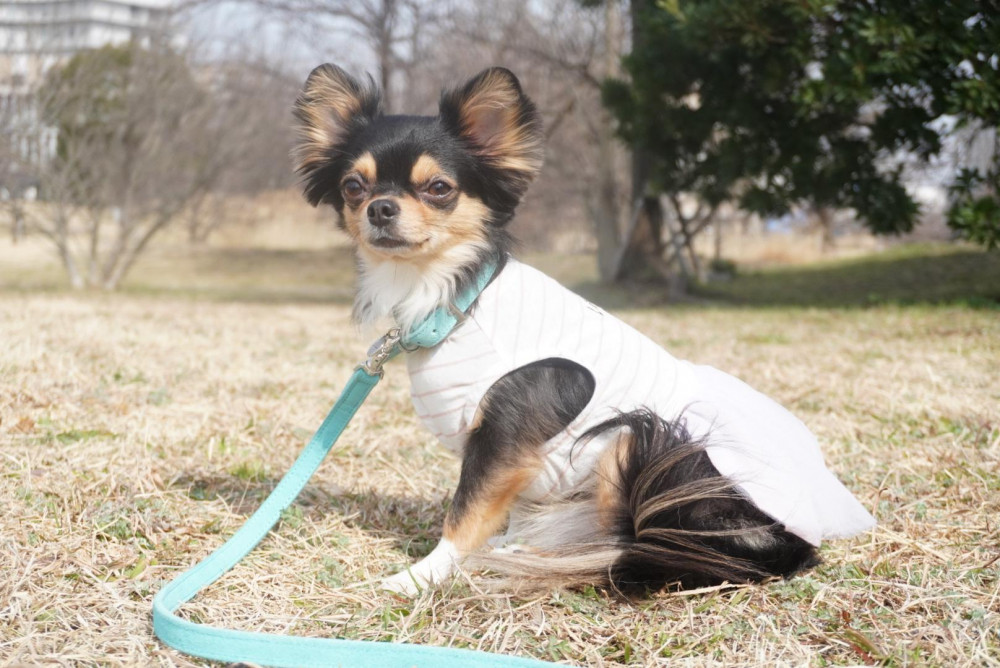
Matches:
[398,337,420,352]
[360,327,401,377]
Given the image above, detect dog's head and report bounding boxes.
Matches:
[293,65,543,266]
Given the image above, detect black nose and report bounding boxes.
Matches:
[367,198,400,227]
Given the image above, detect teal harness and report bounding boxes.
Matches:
[152,263,554,667]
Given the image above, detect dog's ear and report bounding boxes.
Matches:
[439,68,544,199]
[293,64,382,205]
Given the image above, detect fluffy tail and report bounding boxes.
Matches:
[473,409,819,595]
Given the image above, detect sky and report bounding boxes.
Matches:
[177,1,376,81]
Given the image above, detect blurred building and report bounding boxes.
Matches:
[1,0,173,87]
[0,0,172,197]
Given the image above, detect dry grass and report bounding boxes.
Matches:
[1,237,998,666]
[694,229,887,268]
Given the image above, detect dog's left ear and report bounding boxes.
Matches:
[440,68,544,201]
[294,64,382,206]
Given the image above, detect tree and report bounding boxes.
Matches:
[0,42,291,288]
[206,0,438,113]
[181,60,300,243]
[949,152,1000,250]
[603,0,1000,273]
[813,0,1000,248]
[37,44,220,288]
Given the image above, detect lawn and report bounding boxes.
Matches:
[693,243,1000,308]
[1,238,998,666]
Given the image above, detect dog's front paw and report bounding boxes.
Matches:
[380,569,424,596]
[380,539,462,596]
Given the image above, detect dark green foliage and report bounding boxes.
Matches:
[949,168,1000,249]
[605,0,1000,246]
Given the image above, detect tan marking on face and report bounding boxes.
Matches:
[336,152,378,240]
[351,152,377,184]
[414,194,489,263]
[354,193,490,266]
[338,199,366,241]
[410,154,446,186]
[443,460,542,552]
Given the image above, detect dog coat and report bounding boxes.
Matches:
[406,259,875,545]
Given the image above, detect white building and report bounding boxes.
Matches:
[0,0,172,52]
[1,0,172,90]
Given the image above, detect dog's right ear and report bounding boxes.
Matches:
[439,68,543,216]
[293,64,382,205]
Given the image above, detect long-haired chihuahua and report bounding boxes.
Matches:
[292,65,875,596]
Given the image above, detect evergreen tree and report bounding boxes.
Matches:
[604,0,999,250]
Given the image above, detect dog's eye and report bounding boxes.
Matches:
[342,178,365,199]
[427,180,454,198]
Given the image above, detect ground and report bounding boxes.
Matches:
[1,233,998,666]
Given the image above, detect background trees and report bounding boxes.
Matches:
[2,0,996,290]
[2,42,295,289]
[604,0,1000,278]
[40,45,211,288]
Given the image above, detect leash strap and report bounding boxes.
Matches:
[153,261,553,667]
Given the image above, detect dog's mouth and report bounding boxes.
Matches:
[370,235,410,249]
[367,230,429,253]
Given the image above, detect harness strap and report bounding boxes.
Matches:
[153,261,553,667]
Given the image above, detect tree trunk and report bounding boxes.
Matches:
[46,211,85,289]
[376,0,396,113]
[187,194,217,245]
[816,206,835,252]
[101,223,130,288]
[674,213,700,278]
[86,211,103,286]
[103,210,176,289]
[56,239,85,289]
[615,188,667,282]
[594,0,623,281]
[611,0,667,285]
[11,208,25,243]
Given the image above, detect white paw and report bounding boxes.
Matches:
[380,569,424,596]
[380,538,461,596]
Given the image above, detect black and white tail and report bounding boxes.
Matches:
[475,409,819,594]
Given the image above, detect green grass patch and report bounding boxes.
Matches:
[229,460,268,483]
[55,429,117,444]
[694,244,1000,308]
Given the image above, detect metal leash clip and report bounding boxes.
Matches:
[360,327,402,377]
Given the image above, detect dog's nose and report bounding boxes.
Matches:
[367,199,400,227]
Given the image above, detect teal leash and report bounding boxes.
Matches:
[152,263,554,667]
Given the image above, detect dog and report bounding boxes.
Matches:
[292,65,875,596]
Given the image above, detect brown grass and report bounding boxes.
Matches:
[1,238,998,666]
[693,229,887,268]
